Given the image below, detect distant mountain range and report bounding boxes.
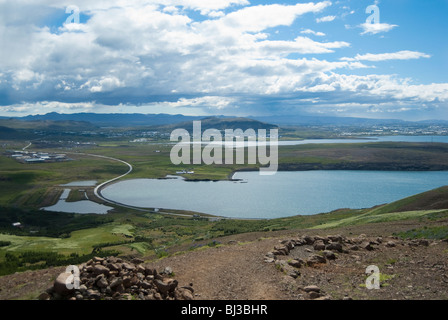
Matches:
[4,112,204,127]
[1,112,447,128]
[152,117,278,133]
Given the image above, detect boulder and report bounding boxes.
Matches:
[180,289,194,300]
[288,259,304,268]
[274,245,289,255]
[162,266,173,275]
[53,273,75,296]
[287,270,300,279]
[93,265,110,276]
[122,263,136,271]
[303,285,320,293]
[313,240,326,251]
[109,277,123,289]
[361,241,374,251]
[323,250,336,260]
[385,241,396,248]
[93,257,105,263]
[302,235,314,245]
[327,235,343,243]
[326,242,343,253]
[154,279,178,295]
[306,254,326,266]
[96,276,109,289]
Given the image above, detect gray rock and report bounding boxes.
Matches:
[327,235,343,243]
[53,273,75,296]
[122,276,132,288]
[122,263,136,271]
[386,241,396,248]
[181,286,194,293]
[109,277,123,289]
[141,281,152,289]
[274,245,289,255]
[313,240,326,251]
[154,279,177,295]
[302,235,314,245]
[266,252,275,259]
[93,265,110,276]
[287,259,304,268]
[323,250,336,260]
[306,254,326,266]
[326,242,343,253]
[287,270,300,279]
[96,276,109,289]
[361,241,374,251]
[93,257,105,263]
[303,285,321,293]
[162,266,173,275]
[107,263,121,271]
[144,265,156,276]
[179,289,194,300]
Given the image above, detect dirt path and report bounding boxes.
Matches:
[151,238,294,300]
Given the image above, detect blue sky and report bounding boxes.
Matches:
[0,0,447,120]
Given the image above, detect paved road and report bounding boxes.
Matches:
[72,152,199,218]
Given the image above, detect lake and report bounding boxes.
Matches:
[175,135,448,148]
[41,189,113,214]
[102,171,448,219]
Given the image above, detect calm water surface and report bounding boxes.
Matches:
[102,171,448,219]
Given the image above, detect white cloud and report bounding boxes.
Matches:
[341,50,431,62]
[82,76,124,93]
[218,1,332,32]
[0,0,447,119]
[3,101,96,115]
[316,15,336,23]
[360,22,398,35]
[256,36,350,55]
[300,29,326,37]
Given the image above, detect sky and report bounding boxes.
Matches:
[0,0,447,120]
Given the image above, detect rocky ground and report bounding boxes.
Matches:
[0,219,447,300]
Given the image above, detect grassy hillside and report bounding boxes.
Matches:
[313,187,448,229]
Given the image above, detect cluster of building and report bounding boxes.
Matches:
[7,150,70,163]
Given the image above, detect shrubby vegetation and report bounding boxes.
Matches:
[0,249,118,276]
[0,206,113,238]
[396,226,448,240]
[0,241,11,247]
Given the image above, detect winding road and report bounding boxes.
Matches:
[23,142,211,218]
[74,152,197,218]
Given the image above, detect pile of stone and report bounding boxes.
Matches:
[39,256,194,300]
[265,234,350,270]
[265,234,436,274]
